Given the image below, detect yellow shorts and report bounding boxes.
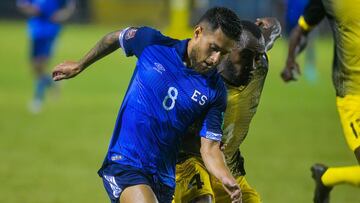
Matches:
[174,157,261,203]
[336,95,360,152]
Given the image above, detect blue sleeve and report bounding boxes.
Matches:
[118,26,177,58]
[199,84,227,142]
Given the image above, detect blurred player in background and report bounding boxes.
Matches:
[174,18,281,203]
[17,0,75,113]
[281,0,360,202]
[52,7,243,203]
[285,0,317,82]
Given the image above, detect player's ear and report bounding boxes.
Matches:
[194,25,203,39]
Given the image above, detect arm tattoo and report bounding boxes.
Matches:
[79,30,121,70]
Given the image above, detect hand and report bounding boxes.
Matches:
[17,1,40,17]
[51,11,67,23]
[51,1,75,23]
[52,61,83,81]
[51,9,73,23]
[281,58,300,82]
[255,17,282,51]
[255,18,270,28]
[222,177,242,203]
[255,17,278,29]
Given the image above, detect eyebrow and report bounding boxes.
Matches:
[211,43,229,54]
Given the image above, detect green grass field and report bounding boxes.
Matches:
[0,21,359,203]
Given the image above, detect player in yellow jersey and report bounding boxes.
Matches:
[282,0,360,202]
[174,18,281,203]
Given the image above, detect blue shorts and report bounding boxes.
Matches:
[99,163,174,203]
[31,36,57,58]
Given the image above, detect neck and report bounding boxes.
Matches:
[220,72,237,86]
[219,65,250,87]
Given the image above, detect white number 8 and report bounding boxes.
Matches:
[162,87,178,110]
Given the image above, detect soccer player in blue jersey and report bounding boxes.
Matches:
[17,0,75,113]
[52,7,243,203]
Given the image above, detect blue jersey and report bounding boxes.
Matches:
[18,0,68,38]
[100,27,227,188]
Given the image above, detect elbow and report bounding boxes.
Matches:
[104,31,122,47]
[200,138,221,157]
[200,141,210,158]
[200,145,208,158]
[294,26,309,38]
[200,140,214,169]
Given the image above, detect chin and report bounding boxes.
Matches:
[193,66,208,74]
[198,70,209,75]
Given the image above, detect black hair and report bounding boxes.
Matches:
[197,7,242,41]
[240,20,262,39]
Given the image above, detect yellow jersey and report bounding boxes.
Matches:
[299,0,360,96]
[178,54,268,177]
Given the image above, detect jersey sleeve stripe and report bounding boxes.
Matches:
[204,131,222,142]
[118,27,131,54]
[298,16,313,32]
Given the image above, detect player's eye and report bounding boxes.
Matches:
[209,44,218,52]
[210,44,226,55]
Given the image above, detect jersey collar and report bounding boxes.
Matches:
[174,39,190,63]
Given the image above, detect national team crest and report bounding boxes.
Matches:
[125,28,137,40]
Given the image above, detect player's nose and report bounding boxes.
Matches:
[209,51,221,66]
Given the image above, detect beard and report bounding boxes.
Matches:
[220,58,253,87]
[188,46,214,75]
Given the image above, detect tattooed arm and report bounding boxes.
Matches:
[52,30,121,81]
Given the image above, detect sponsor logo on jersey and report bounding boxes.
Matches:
[153,62,165,74]
[111,155,122,161]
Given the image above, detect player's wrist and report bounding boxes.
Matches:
[286,57,296,66]
[76,61,87,72]
[27,5,40,16]
[220,171,236,185]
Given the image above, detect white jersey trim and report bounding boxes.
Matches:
[205,131,222,142]
[104,175,122,198]
[118,27,131,54]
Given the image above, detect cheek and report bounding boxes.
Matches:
[232,64,243,75]
[230,52,241,64]
[197,39,211,60]
[197,48,207,61]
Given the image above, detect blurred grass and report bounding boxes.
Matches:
[0,20,358,202]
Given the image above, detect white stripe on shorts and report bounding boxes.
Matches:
[104,175,122,198]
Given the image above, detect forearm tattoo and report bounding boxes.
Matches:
[79,30,121,69]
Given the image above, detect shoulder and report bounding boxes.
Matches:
[128,26,178,46]
[120,26,180,57]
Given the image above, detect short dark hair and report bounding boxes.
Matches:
[197,7,242,41]
[240,20,262,39]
